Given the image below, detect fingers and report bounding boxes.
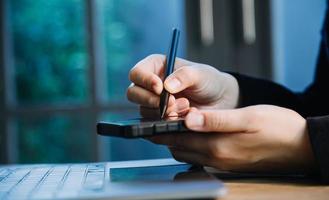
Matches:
[129,55,192,95]
[139,97,190,118]
[171,97,190,115]
[129,55,166,95]
[185,108,250,133]
[164,66,200,94]
[129,67,163,95]
[149,133,215,155]
[140,107,179,119]
[127,84,161,108]
[128,55,198,116]
[128,55,198,118]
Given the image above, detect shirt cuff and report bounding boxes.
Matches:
[307,115,329,183]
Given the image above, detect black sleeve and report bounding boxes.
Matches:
[229,8,329,182]
[231,37,329,117]
[307,116,329,183]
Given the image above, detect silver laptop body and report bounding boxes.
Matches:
[0,158,226,199]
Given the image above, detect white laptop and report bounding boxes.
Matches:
[0,158,226,199]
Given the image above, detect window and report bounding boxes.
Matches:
[1,0,186,163]
[12,0,89,106]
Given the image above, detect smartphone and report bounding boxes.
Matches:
[97,118,190,138]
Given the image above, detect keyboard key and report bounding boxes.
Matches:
[83,164,105,190]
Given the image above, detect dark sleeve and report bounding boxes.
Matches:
[231,36,329,117]
[307,116,329,183]
[229,9,329,183]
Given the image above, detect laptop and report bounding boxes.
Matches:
[0,158,226,199]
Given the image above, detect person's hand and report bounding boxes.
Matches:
[127,54,239,118]
[150,105,316,173]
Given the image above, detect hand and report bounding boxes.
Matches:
[150,105,316,173]
[127,54,239,118]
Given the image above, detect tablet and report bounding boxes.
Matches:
[97,118,190,138]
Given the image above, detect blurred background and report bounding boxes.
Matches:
[0,0,327,164]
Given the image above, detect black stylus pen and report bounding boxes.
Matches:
[159,28,180,119]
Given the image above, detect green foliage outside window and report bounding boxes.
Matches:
[18,115,93,163]
[9,0,91,163]
[11,0,88,105]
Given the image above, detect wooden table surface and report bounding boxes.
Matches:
[218,177,329,200]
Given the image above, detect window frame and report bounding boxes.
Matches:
[1,0,17,163]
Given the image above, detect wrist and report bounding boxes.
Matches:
[291,118,317,173]
[223,72,240,109]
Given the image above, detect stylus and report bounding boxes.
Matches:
[159,28,180,119]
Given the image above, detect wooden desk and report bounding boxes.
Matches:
[220,178,329,200]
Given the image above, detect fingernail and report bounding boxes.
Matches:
[165,78,181,91]
[186,112,204,128]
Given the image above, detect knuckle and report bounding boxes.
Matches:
[129,67,138,82]
[244,107,262,130]
[147,54,165,66]
[141,75,151,89]
[208,140,224,158]
[177,66,193,78]
[172,66,196,87]
[207,141,233,170]
[215,113,226,129]
[126,86,135,102]
[147,96,159,107]
[205,112,225,131]
[215,154,238,171]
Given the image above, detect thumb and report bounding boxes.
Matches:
[185,108,250,133]
[164,66,199,94]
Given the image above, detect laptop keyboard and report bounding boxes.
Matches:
[0,163,105,199]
